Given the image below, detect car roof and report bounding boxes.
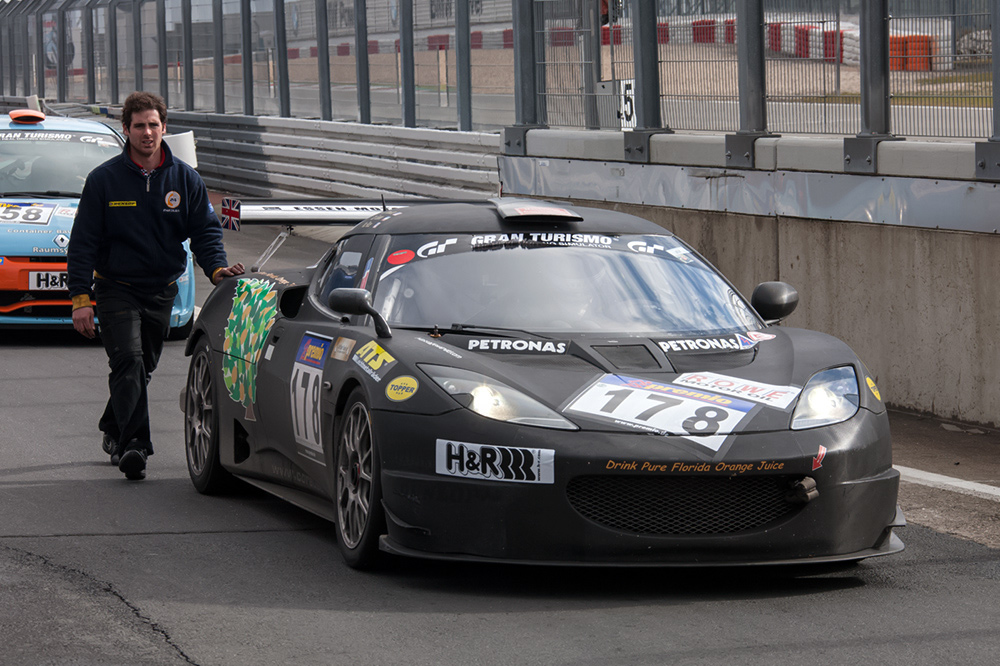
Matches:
[0,113,121,135]
[343,200,675,238]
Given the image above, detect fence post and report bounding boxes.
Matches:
[108,2,118,103]
[240,0,253,114]
[157,0,168,104]
[844,0,901,174]
[624,0,672,164]
[35,6,45,97]
[974,0,1000,179]
[131,0,142,92]
[400,0,415,127]
[455,0,472,131]
[182,0,194,110]
[354,0,371,124]
[274,0,290,116]
[212,0,224,112]
[57,7,67,101]
[315,0,331,120]
[726,0,773,169]
[83,4,95,102]
[504,0,543,156]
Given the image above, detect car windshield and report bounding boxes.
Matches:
[0,129,122,196]
[370,233,761,335]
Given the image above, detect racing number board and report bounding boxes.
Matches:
[565,374,756,452]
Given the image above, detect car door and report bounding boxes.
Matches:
[254,234,375,499]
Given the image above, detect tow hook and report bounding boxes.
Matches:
[787,476,819,503]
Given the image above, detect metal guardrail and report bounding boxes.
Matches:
[164,112,502,200]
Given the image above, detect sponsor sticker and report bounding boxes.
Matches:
[866,377,881,402]
[417,238,458,258]
[673,371,801,410]
[564,374,756,452]
[331,336,356,361]
[436,439,555,484]
[387,249,415,265]
[605,459,786,474]
[657,334,756,353]
[165,191,181,209]
[359,257,373,289]
[109,201,137,207]
[745,330,776,342]
[467,338,568,354]
[352,340,396,382]
[290,333,333,460]
[416,336,462,358]
[385,375,419,402]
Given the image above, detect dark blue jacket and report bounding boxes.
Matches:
[68,140,227,298]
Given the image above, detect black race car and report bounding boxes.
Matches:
[182,198,904,568]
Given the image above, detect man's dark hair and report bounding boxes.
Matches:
[122,91,167,129]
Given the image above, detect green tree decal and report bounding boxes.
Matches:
[222,278,277,421]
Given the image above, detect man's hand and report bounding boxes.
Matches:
[73,306,96,339]
[213,263,246,285]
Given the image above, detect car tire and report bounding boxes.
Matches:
[184,336,233,494]
[334,388,385,569]
[168,318,193,341]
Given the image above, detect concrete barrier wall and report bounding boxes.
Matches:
[500,128,1000,427]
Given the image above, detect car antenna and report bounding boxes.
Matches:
[380,194,387,211]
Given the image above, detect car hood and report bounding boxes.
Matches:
[401,325,875,435]
[0,197,78,258]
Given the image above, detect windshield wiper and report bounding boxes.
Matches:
[448,323,554,338]
[0,191,79,198]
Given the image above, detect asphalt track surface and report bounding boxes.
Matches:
[2,222,1000,665]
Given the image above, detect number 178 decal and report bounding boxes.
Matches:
[564,374,755,452]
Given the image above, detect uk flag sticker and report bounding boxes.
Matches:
[220,198,241,231]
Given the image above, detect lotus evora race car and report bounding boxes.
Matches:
[183,198,904,568]
[0,109,195,336]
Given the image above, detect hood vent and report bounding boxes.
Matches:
[592,344,661,371]
[668,348,756,372]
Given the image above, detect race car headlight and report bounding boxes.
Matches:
[420,364,578,430]
[791,366,860,430]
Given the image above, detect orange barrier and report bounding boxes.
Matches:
[906,34,934,71]
[889,35,907,71]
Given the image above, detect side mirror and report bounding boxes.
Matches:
[751,281,798,324]
[327,288,392,338]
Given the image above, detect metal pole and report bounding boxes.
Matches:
[108,2,118,103]
[991,0,1000,140]
[35,7,44,97]
[83,3,97,103]
[736,0,766,133]
[182,0,194,110]
[240,0,253,114]
[631,0,661,129]
[399,0,414,127]
[212,0,224,112]
[582,0,598,129]
[315,0,331,120]
[511,0,537,126]
[57,8,67,101]
[858,0,890,136]
[132,0,142,92]
[274,0,290,116]
[157,0,168,103]
[455,0,472,130]
[354,0,371,123]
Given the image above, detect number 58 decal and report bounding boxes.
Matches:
[564,374,755,452]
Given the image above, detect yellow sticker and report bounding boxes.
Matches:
[109,201,137,207]
[866,376,881,402]
[385,375,419,402]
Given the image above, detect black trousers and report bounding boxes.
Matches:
[94,278,177,455]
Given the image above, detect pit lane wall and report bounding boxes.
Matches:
[498,131,1000,429]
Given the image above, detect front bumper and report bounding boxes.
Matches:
[373,407,903,565]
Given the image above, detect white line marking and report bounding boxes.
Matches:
[896,465,1000,502]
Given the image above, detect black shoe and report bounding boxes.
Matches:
[119,449,147,481]
[102,432,117,455]
[111,450,121,466]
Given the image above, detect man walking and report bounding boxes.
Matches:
[68,91,244,480]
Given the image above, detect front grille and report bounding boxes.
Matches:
[566,474,800,535]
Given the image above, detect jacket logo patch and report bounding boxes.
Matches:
[109,201,137,207]
[165,191,181,208]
